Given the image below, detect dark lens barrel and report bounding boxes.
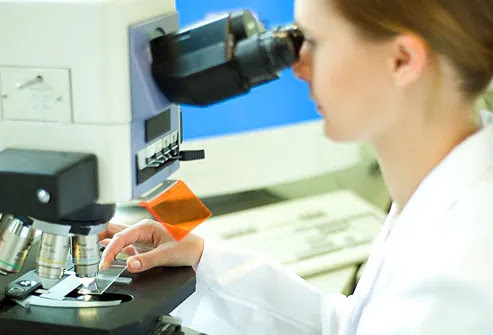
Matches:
[280,24,304,55]
[150,18,305,106]
[235,25,305,86]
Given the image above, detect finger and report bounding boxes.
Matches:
[99,221,156,270]
[98,222,129,241]
[100,240,137,258]
[121,245,137,257]
[126,244,176,273]
[99,239,111,247]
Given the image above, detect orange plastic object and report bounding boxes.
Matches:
[139,181,211,241]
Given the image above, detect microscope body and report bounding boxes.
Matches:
[0,1,198,333]
[0,0,182,285]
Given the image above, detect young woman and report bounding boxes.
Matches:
[99,0,493,333]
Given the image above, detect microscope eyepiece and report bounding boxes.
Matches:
[235,24,304,86]
[281,24,304,55]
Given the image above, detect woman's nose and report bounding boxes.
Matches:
[292,44,312,83]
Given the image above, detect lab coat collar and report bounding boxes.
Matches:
[398,113,493,225]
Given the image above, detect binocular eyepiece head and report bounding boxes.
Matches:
[151,10,305,106]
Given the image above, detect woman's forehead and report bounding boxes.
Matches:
[295,0,331,31]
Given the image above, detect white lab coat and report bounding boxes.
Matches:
[175,114,493,334]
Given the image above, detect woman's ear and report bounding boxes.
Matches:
[389,34,429,87]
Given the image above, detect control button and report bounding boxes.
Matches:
[154,152,165,164]
[153,140,163,154]
[137,150,147,171]
[19,280,36,288]
[146,145,155,158]
[146,158,160,168]
[170,131,178,143]
[8,287,25,297]
[162,135,170,149]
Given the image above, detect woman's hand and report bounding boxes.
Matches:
[98,220,204,273]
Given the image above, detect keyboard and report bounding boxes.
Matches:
[195,190,386,278]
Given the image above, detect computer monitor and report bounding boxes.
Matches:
[172,0,361,198]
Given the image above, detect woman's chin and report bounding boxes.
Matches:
[322,122,358,143]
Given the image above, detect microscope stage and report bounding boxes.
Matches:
[0,241,196,335]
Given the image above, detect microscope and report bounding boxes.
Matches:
[0,0,303,334]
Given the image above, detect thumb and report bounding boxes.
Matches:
[126,245,175,273]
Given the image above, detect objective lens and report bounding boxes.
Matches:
[36,233,70,289]
[72,234,100,281]
[0,214,35,275]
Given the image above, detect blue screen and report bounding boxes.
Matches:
[176,0,320,140]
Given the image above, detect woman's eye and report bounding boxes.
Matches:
[304,38,317,49]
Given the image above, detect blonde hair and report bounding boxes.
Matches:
[332,0,493,98]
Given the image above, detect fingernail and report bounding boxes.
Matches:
[129,258,141,271]
[99,260,107,271]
